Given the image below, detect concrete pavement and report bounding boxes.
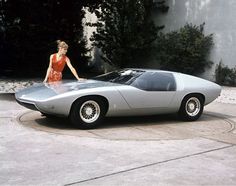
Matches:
[0,90,236,185]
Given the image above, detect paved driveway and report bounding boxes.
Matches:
[0,90,236,186]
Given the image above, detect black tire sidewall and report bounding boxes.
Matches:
[70,97,106,129]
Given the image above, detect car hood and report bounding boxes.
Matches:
[15,80,117,102]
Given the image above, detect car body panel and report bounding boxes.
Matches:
[117,86,177,109]
[15,69,221,118]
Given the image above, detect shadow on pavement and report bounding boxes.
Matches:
[32,112,214,130]
[19,110,233,140]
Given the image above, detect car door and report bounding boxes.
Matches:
[118,72,177,109]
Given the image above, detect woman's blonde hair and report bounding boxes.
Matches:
[57,40,68,50]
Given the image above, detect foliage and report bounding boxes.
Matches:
[215,61,236,86]
[0,0,100,77]
[156,23,214,75]
[87,0,167,69]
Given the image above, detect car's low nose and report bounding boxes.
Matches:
[15,80,115,102]
[15,83,58,102]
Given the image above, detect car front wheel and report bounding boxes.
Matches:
[70,97,106,129]
[178,95,204,121]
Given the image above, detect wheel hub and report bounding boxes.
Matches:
[185,97,201,117]
[85,106,93,116]
[80,101,100,123]
[188,102,196,112]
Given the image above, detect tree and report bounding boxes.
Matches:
[0,0,101,77]
[156,23,214,75]
[87,0,167,69]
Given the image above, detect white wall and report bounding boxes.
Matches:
[154,0,236,80]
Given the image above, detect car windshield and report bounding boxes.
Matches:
[92,69,144,85]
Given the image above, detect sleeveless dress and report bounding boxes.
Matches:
[48,54,67,82]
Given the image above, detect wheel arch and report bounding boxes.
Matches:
[69,95,109,116]
[182,93,205,105]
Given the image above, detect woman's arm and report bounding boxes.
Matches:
[43,55,53,83]
[66,57,80,80]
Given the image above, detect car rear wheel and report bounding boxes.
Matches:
[70,97,106,129]
[178,95,204,121]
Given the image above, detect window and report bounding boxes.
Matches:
[132,72,176,91]
[92,69,144,85]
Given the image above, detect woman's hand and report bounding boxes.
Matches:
[77,77,86,81]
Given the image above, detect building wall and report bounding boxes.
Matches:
[154,0,236,80]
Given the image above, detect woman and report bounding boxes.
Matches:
[43,40,80,83]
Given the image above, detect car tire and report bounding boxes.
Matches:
[69,97,106,129]
[178,94,204,121]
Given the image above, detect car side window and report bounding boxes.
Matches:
[132,72,176,91]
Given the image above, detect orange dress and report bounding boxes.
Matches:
[48,54,67,82]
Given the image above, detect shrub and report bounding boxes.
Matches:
[156,23,214,75]
[215,61,236,86]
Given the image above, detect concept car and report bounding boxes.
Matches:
[15,69,221,129]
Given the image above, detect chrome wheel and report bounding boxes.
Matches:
[185,97,201,117]
[79,100,101,123]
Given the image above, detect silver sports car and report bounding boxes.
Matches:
[15,69,221,129]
